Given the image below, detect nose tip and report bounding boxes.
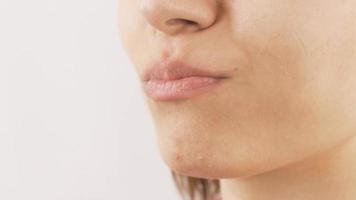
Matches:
[139,0,219,35]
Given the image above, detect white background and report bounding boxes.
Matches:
[0,0,180,199]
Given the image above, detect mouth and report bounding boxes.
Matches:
[142,59,231,101]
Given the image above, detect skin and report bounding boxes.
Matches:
[118,0,356,199]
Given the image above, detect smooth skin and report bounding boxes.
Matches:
[118,0,356,199]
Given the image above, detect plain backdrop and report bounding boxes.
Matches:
[0,0,180,199]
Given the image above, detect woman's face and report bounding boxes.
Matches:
[118,0,356,178]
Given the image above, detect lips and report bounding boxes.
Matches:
[142,59,229,81]
[142,59,230,101]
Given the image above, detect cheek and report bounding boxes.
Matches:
[174,2,356,178]
[230,0,356,133]
[290,3,356,130]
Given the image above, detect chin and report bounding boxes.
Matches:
[156,128,324,180]
[156,135,268,179]
[159,146,225,179]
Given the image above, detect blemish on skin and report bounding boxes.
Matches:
[161,48,171,59]
[174,153,182,161]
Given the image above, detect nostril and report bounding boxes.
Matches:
[166,18,197,26]
[139,0,219,35]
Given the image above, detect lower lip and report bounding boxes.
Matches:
[142,76,226,101]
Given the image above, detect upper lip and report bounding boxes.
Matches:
[142,59,230,82]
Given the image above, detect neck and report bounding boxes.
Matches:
[220,136,356,200]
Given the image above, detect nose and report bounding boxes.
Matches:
[139,0,220,35]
